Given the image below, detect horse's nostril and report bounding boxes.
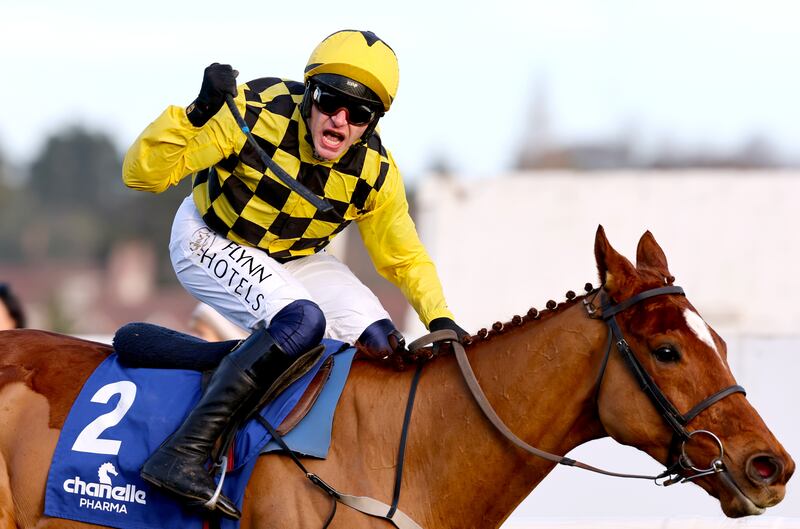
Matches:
[747,454,782,484]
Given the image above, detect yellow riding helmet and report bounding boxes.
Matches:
[304,30,399,112]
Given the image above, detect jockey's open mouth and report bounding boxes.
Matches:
[322,128,345,147]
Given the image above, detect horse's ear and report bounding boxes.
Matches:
[594,225,638,299]
[636,231,675,284]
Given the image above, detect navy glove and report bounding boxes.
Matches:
[428,317,469,343]
[186,63,239,127]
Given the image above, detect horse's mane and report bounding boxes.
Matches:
[365,283,598,367]
[463,282,596,346]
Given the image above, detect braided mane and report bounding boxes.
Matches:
[399,283,598,366]
[463,282,596,346]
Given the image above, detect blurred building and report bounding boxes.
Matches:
[408,170,800,338]
[0,228,410,339]
[0,240,195,336]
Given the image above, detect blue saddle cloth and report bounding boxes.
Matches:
[44,339,355,529]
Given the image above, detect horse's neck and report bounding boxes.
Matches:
[413,303,607,527]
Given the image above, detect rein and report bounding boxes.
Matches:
[417,285,746,487]
[256,363,426,529]
[408,331,663,481]
[261,285,746,529]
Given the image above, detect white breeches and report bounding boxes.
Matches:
[169,196,390,344]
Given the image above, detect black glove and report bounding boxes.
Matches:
[186,63,239,127]
[428,317,469,343]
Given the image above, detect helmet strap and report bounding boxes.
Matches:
[361,112,383,141]
[300,80,315,122]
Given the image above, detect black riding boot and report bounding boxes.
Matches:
[140,328,321,520]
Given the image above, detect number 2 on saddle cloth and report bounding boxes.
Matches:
[44,326,355,529]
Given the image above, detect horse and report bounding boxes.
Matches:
[0,226,792,528]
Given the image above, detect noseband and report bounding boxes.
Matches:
[593,285,746,484]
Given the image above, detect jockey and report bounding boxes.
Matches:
[122,29,468,519]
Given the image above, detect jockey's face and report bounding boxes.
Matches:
[308,104,369,161]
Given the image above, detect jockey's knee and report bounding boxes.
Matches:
[356,318,405,359]
[266,300,326,357]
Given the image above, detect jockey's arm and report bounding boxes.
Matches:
[122,95,244,193]
[356,155,455,328]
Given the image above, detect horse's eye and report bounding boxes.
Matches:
[653,345,680,363]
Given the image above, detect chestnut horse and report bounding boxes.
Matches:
[0,227,793,528]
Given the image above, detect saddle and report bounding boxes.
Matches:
[112,322,333,436]
[46,326,354,529]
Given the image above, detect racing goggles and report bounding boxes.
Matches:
[312,86,378,126]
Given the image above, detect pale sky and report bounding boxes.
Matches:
[2,0,800,180]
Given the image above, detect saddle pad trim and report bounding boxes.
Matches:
[44,341,355,529]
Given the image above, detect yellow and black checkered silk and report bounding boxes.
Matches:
[123,77,454,325]
[191,78,388,261]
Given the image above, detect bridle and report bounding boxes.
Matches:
[417,284,747,487]
[262,285,749,529]
[591,285,746,484]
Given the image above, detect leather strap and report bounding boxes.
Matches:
[336,494,423,529]
[304,471,423,529]
[600,286,685,318]
[600,288,746,443]
[409,285,746,486]
[683,384,745,423]
[256,362,425,529]
[224,95,335,214]
[388,364,424,518]
[408,331,661,480]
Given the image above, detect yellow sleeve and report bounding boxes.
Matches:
[356,155,455,327]
[122,95,244,193]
